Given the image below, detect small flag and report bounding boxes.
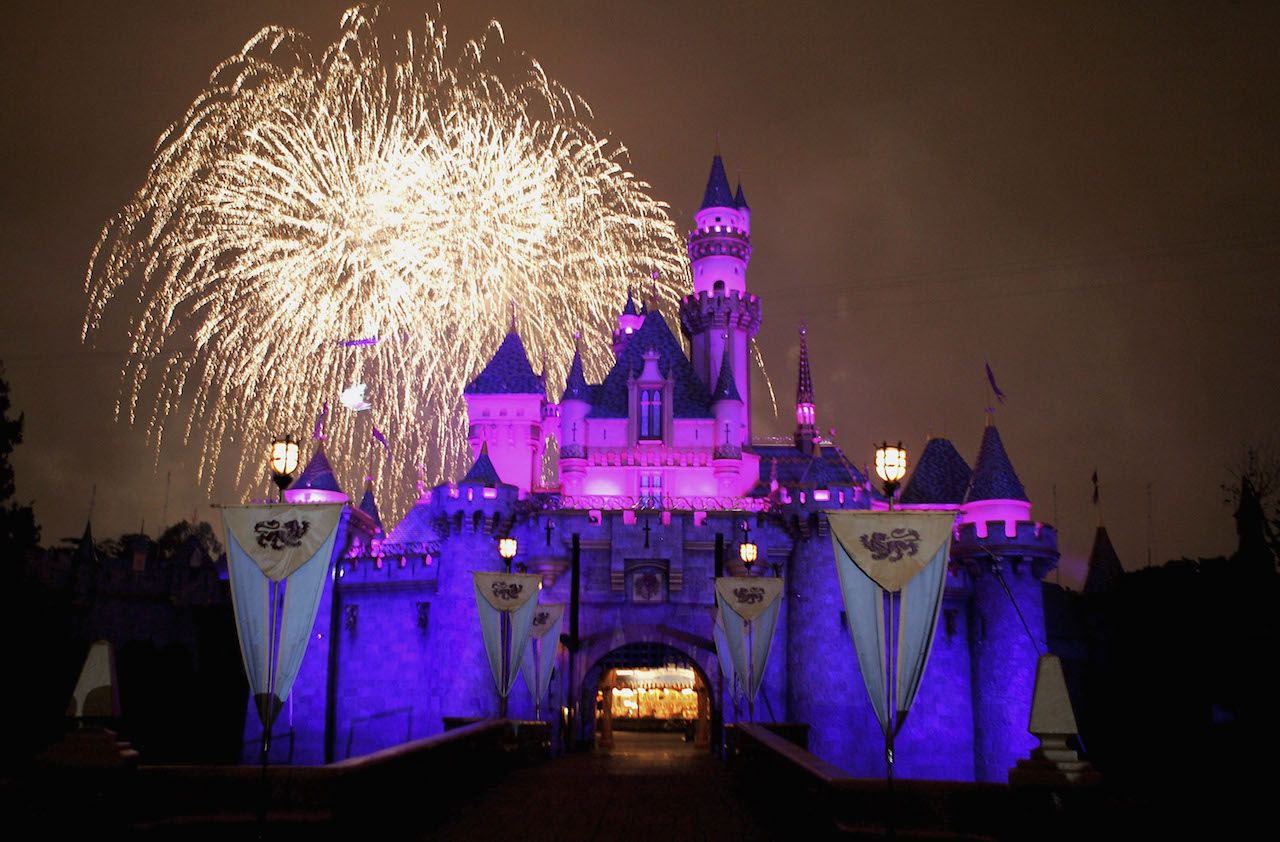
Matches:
[985,362,1006,404]
[1091,470,1099,505]
[372,426,391,457]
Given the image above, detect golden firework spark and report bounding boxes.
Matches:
[84,6,688,518]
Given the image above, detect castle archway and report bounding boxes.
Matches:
[580,640,716,751]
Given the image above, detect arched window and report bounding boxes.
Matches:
[639,388,663,440]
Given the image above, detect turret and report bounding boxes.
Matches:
[559,344,591,494]
[463,326,549,494]
[794,323,818,455]
[285,444,349,504]
[612,290,645,357]
[679,150,762,440]
[949,419,1058,783]
[711,341,744,485]
[959,421,1032,536]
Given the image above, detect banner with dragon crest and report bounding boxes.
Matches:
[522,603,564,715]
[472,572,543,703]
[220,503,349,728]
[714,577,784,721]
[826,510,955,738]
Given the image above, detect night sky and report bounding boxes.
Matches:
[2,1,1277,588]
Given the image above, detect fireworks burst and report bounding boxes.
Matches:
[84,6,688,517]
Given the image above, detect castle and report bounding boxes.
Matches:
[252,153,1060,783]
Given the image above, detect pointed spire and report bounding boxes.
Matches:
[358,476,383,534]
[561,346,590,402]
[711,340,741,403]
[794,322,818,453]
[965,424,1029,503]
[461,442,502,486]
[700,152,735,210]
[796,322,814,406]
[735,181,749,210]
[623,287,640,316]
[75,521,99,565]
[1083,525,1124,595]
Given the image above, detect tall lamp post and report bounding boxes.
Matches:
[269,435,300,502]
[874,442,907,510]
[497,536,518,718]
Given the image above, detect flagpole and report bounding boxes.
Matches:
[500,611,511,719]
[885,589,896,840]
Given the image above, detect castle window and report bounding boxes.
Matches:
[640,471,662,508]
[639,388,663,440]
[713,280,725,295]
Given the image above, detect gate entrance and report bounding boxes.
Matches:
[582,642,712,749]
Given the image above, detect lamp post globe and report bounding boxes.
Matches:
[498,536,518,571]
[874,441,908,509]
[269,435,300,501]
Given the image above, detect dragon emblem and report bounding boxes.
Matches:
[733,586,766,605]
[254,519,309,551]
[533,610,550,627]
[492,581,524,601]
[859,528,921,562]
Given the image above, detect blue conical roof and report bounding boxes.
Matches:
[589,310,712,419]
[735,182,749,209]
[711,343,741,403]
[358,479,383,533]
[965,425,1029,502]
[622,289,640,316]
[464,331,546,395]
[901,438,971,505]
[461,442,502,486]
[291,445,344,494]
[701,154,736,210]
[561,348,590,402]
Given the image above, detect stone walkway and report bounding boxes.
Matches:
[425,731,794,841]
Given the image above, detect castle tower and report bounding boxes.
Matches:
[679,153,761,439]
[951,420,1059,782]
[463,326,549,494]
[794,323,819,455]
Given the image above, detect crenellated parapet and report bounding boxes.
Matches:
[686,223,751,263]
[428,482,518,538]
[678,288,763,338]
[951,519,1059,579]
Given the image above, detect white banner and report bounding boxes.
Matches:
[222,503,346,582]
[472,572,542,700]
[221,503,348,727]
[715,577,784,718]
[522,603,564,711]
[827,510,954,736]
